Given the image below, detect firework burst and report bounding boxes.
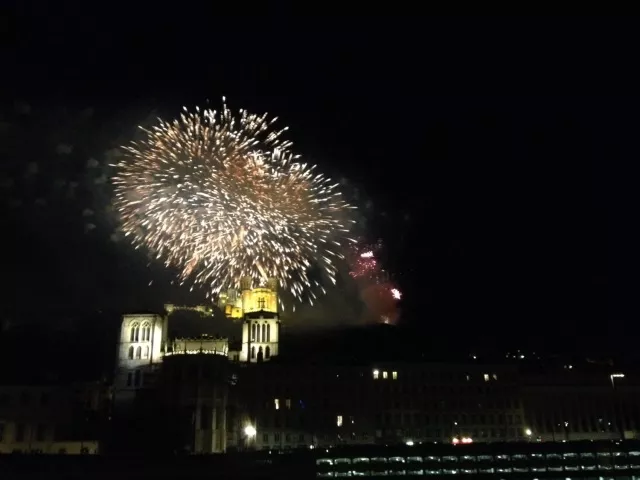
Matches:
[347,240,402,323]
[112,100,355,304]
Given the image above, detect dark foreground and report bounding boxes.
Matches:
[2,440,640,479]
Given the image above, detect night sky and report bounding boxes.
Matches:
[1,12,638,356]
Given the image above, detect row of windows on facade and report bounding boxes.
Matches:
[367,398,522,411]
[0,391,50,407]
[369,385,514,396]
[372,370,498,383]
[265,396,521,412]
[0,423,48,443]
[129,323,151,343]
[250,345,271,360]
[531,415,634,434]
[258,383,516,400]
[371,412,524,427]
[255,429,527,445]
[127,345,150,360]
[250,323,272,343]
[254,432,371,446]
[254,412,525,431]
[373,370,398,380]
[261,432,306,444]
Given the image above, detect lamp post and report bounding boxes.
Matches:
[244,424,257,451]
[610,373,625,440]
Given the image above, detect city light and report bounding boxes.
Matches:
[525,428,532,436]
[405,440,414,446]
[452,436,473,445]
[244,425,257,438]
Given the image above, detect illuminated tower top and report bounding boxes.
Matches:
[241,276,278,316]
[220,276,279,319]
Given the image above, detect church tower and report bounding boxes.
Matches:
[239,277,280,363]
[113,312,166,405]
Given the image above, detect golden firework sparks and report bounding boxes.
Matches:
[112,100,355,303]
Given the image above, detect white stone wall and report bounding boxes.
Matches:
[240,317,279,363]
[114,313,165,400]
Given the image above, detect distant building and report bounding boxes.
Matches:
[0,383,105,454]
[3,280,637,455]
[106,279,640,454]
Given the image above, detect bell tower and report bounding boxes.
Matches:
[113,312,166,406]
[239,277,280,363]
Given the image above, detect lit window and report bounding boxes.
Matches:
[492,373,498,381]
[373,369,379,380]
[483,374,490,382]
[285,399,291,409]
[274,398,280,410]
[383,371,388,379]
[392,371,398,380]
[337,415,343,427]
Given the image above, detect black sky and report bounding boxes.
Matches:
[1,12,638,354]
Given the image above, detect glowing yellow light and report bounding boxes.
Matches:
[244,425,256,437]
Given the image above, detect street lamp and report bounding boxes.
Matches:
[525,428,532,439]
[243,424,257,451]
[610,373,625,386]
[610,373,625,440]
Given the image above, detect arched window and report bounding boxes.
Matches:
[261,324,266,342]
[134,370,141,387]
[256,323,261,342]
[257,346,263,362]
[130,323,139,342]
[128,346,134,359]
[143,346,149,358]
[135,346,142,359]
[142,322,151,341]
[265,345,271,359]
[126,372,132,387]
[250,346,255,359]
[251,323,256,341]
[266,324,271,342]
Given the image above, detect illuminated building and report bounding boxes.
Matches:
[108,284,640,454]
[114,276,281,402]
[111,276,281,452]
